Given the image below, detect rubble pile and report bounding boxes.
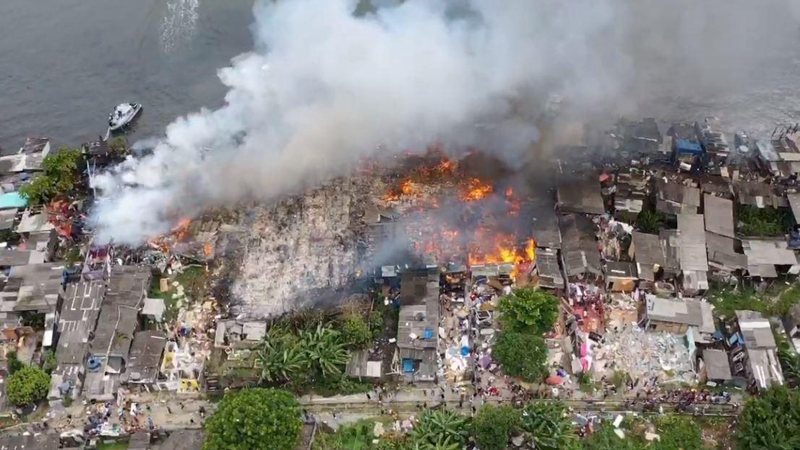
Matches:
[592,325,695,384]
[231,177,375,318]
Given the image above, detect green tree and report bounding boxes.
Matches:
[6,366,50,406]
[471,405,520,450]
[341,314,372,350]
[411,409,469,449]
[493,332,548,382]
[498,287,558,335]
[520,401,578,450]
[651,415,703,450]
[301,323,349,379]
[19,147,84,205]
[736,386,800,450]
[203,388,302,450]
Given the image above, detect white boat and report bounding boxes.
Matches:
[107,103,142,132]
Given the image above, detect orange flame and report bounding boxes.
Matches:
[172,218,192,241]
[461,178,493,201]
[468,231,536,280]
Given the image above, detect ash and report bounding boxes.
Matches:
[229,177,376,318]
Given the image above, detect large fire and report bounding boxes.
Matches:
[377,152,537,282]
[460,178,493,201]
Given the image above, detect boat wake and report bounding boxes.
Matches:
[161,0,199,53]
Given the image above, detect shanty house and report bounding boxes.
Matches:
[640,296,715,335]
[699,349,733,385]
[556,178,605,215]
[656,179,701,215]
[534,247,564,290]
[558,214,602,282]
[742,239,800,278]
[395,275,439,383]
[728,310,784,390]
[605,261,637,292]
[124,330,167,385]
[705,231,747,274]
[7,263,65,314]
[677,214,709,294]
[630,231,667,282]
[733,181,788,209]
[703,194,734,238]
[531,206,562,250]
[616,117,662,154]
[613,168,649,221]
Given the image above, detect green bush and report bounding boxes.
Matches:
[736,386,800,450]
[341,315,372,349]
[203,388,302,450]
[493,331,548,382]
[6,366,50,406]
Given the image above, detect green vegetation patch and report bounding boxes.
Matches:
[737,205,791,237]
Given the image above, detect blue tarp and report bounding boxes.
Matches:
[0,192,27,209]
[402,359,415,373]
[423,328,434,340]
[675,139,703,155]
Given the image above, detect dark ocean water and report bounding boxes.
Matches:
[1,0,799,153]
[0,0,254,151]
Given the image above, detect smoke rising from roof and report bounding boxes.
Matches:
[92,0,800,243]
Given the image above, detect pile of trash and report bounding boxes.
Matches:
[591,325,695,384]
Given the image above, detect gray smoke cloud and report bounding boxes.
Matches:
[92,0,800,243]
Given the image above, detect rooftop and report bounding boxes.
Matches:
[0,249,45,267]
[703,194,734,238]
[125,330,167,384]
[677,214,709,272]
[0,209,17,231]
[8,263,65,312]
[645,296,715,333]
[14,210,54,234]
[56,279,104,367]
[735,310,777,349]
[556,178,605,215]
[530,207,562,249]
[702,349,732,381]
[631,231,665,281]
[0,192,27,210]
[0,432,59,450]
[90,266,150,359]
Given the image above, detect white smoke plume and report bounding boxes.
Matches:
[92,0,800,243]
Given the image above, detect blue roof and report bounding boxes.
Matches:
[675,139,703,154]
[0,192,28,210]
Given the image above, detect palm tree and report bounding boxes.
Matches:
[519,402,578,450]
[411,410,469,450]
[301,323,349,379]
